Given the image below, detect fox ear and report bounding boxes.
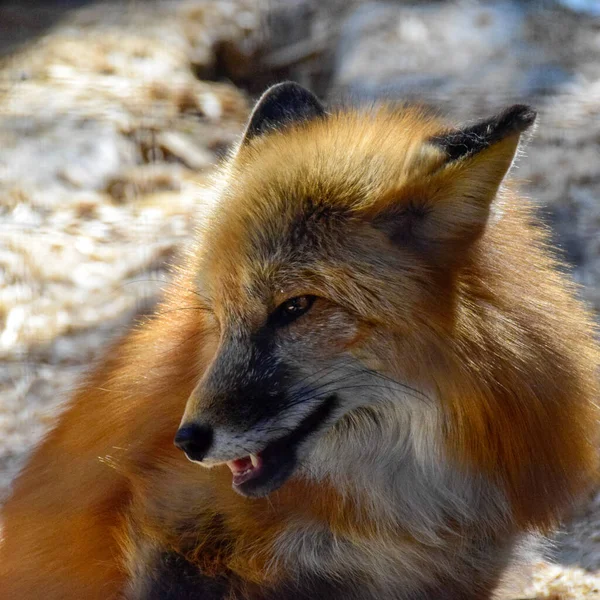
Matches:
[241,82,325,144]
[379,105,537,259]
[428,104,537,162]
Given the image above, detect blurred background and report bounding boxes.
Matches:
[0,0,598,597]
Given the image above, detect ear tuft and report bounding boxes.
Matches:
[241,82,326,144]
[496,104,537,135]
[429,104,537,162]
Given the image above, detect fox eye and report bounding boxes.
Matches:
[270,295,316,327]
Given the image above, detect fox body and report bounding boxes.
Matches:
[0,83,598,600]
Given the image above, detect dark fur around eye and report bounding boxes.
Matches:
[267,295,316,328]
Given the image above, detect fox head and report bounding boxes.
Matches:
[173,83,596,519]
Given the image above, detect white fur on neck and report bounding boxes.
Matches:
[270,390,512,596]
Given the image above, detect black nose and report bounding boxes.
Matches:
[174,423,213,462]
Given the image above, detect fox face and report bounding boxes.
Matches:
[173,83,591,517]
[175,226,396,499]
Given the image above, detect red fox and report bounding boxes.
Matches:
[0,82,598,599]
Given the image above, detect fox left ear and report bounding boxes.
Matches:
[378,105,537,258]
[241,82,326,144]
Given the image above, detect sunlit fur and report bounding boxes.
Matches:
[1,103,598,600]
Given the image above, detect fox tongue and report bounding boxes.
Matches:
[228,457,253,474]
[226,454,263,486]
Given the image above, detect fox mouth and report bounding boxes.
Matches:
[225,395,338,498]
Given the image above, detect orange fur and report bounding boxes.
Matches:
[1,97,598,599]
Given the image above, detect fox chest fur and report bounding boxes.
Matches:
[0,83,598,600]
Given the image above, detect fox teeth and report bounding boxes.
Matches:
[250,454,259,468]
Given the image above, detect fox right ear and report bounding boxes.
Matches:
[374,105,537,262]
[241,82,325,144]
[428,104,537,163]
